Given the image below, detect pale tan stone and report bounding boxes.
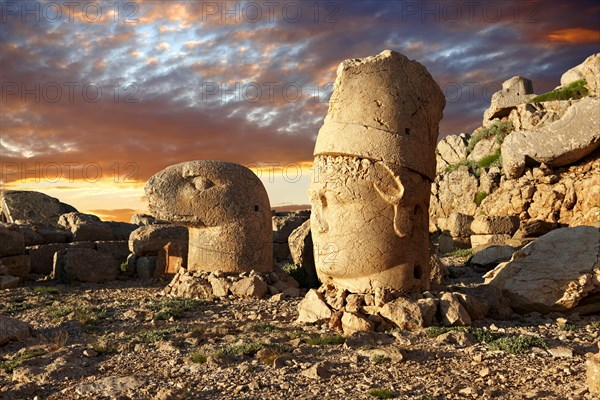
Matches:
[379,297,424,331]
[587,352,600,395]
[341,312,374,335]
[297,289,333,323]
[308,50,444,293]
[145,161,272,273]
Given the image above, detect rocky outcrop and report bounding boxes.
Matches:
[561,53,600,96]
[128,225,188,279]
[588,351,600,395]
[0,191,77,225]
[272,210,310,263]
[435,134,469,174]
[480,153,600,227]
[483,76,535,126]
[483,226,600,313]
[502,97,600,179]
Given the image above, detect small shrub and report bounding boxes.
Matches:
[306,334,345,346]
[466,120,513,155]
[591,321,600,330]
[426,327,501,344]
[134,326,181,343]
[368,388,396,399]
[443,160,480,177]
[190,352,207,364]
[48,305,107,326]
[215,342,264,357]
[120,262,128,272]
[149,298,204,320]
[33,286,60,294]
[475,191,488,206]
[1,300,35,314]
[443,248,472,258]
[560,324,578,332]
[530,79,589,103]
[487,335,547,354]
[371,354,391,364]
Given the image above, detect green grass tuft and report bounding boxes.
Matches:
[306,334,345,346]
[371,354,392,364]
[368,388,397,399]
[443,248,473,258]
[475,191,488,206]
[466,120,513,155]
[133,326,182,343]
[487,335,547,354]
[148,298,204,320]
[33,286,60,294]
[214,342,265,357]
[559,324,578,332]
[478,148,502,169]
[190,352,207,364]
[530,79,589,103]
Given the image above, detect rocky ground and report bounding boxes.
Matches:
[1,259,599,400]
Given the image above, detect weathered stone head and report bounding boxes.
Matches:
[308,50,445,293]
[145,160,273,273]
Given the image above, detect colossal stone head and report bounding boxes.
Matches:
[145,160,273,273]
[308,50,445,293]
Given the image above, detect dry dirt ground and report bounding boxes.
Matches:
[1,260,599,400]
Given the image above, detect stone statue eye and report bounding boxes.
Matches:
[193,177,214,190]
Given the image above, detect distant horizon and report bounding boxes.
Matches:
[2,1,599,221]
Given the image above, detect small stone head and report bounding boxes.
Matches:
[145,160,272,273]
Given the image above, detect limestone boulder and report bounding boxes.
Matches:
[27,242,94,275]
[287,220,317,287]
[0,276,20,289]
[588,351,600,395]
[467,137,500,162]
[128,225,188,256]
[230,275,268,299]
[272,210,310,243]
[0,190,77,225]
[471,245,517,267]
[146,160,272,273]
[0,255,31,280]
[439,292,472,326]
[130,214,157,226]
[53,248,117,283]
[95,241,129,271]
[136,256,157,280]
[430,168,479,225]
[560,53,600,96]
[297,289,333,323]
[0,224,25,256]
[484,226,600,313]
[106,221,137,241]
[341,312,374,335]
[483,76,535,126]
[379,297,424,331]
[470,234,511,248]
[436,134,469,174]
[0,315,32,345]
[509,100,572,131]
[502,97,600,178]
[471,215,520,235]
[58,212,114,242]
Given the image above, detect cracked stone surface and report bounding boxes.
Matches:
[308,50,444,293]
[145,161,273,273]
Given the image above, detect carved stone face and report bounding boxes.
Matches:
[308,155,430,293]
[145,160,273,273]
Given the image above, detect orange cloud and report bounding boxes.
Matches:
[87,208,139,222]
[547,28,600,43]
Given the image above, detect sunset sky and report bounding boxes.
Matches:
[1,0,599,221]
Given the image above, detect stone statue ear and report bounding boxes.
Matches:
[372,162,411,238]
